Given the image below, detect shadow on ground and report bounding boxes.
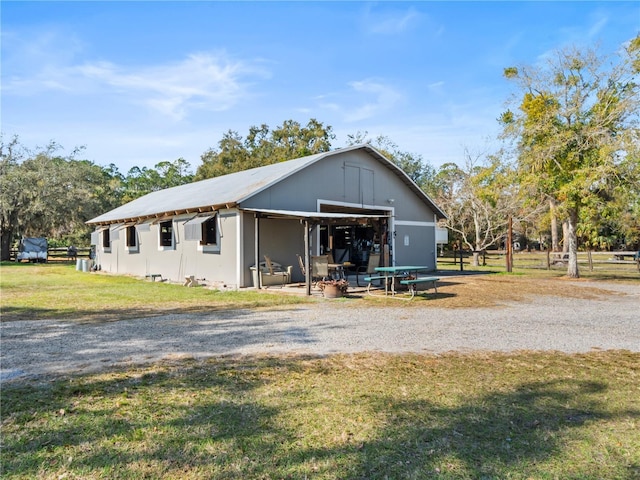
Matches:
[2,354,638,479]
[0,301,306,324]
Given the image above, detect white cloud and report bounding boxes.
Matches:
[3,44,270,120]
[314,79,403,123]
[370,10,419,34]
[426,81,445,93]
[587,12,609,38]
[80,53,270,119]
[362,4,420,35]
[344,80,403,122]
[533,10,613,64]
[315,80,402,123]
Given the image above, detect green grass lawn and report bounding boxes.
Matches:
[438,250,640,281]
[1,262,639,479]
[0,262,308,322]
[2,352,639,479]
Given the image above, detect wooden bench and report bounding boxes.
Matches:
[400,277,439,299]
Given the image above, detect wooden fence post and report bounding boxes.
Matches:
[506,216,513,273]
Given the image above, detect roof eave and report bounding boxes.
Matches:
[86,202,237,227]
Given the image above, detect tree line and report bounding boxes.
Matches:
[2,37,638,278]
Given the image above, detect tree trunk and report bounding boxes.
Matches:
[1,230,14,261]
[550,198,559,252]
[562,221,569,254]
[472,214,481,267]
[566,208,580,278]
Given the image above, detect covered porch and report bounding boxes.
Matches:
[245,208,392,296]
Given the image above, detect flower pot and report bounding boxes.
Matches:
[322,283,344,298]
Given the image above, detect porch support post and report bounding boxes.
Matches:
[254,214,260,289]
[304,220,311,296]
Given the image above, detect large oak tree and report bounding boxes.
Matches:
[500,37,640,277]
[195,119,334,180]
[0,137,120,260]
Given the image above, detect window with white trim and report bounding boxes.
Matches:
[102,228,111,249]
[184,214,219,252]
[159,221,173,248]
[126,225,137,248]
[201,217,218,246]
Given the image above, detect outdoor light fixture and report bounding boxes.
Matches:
[387,198,395,204]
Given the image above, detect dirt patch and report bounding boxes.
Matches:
[362,275,626,308]
[443,275,620,306]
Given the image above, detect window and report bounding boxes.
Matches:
[102,228,111,248]
[159,221,173,247]
[126,225,137,247]
[201,217,218,245]
[184,215,219,252]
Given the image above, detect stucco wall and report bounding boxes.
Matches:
[94,210,241,287]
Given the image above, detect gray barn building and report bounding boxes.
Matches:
[87,145,446,291]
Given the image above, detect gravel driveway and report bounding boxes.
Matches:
[2,280,638,383]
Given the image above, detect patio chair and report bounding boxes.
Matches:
[262,255,291,287]
[296,254,306,277]
[356,252,381,287]
[296,254,308,286]
[311,255,329,283]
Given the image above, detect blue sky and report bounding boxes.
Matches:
[2,1,638,173]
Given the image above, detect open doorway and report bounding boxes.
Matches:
[318,217,390,269]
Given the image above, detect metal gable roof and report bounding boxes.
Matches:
[87,144,446,225]
[86,152,324,224]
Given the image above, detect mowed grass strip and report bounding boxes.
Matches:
[2,351,639,479]
[0,263,308,322]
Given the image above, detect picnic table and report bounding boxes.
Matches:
[364,265,439,300]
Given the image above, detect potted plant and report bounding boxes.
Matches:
[316,278,349,298]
